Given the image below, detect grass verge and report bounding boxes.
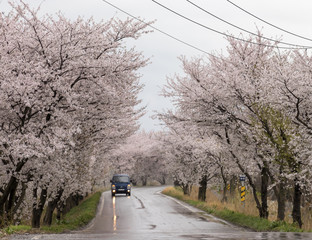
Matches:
[162,187,303,232]
[3,191,102,235]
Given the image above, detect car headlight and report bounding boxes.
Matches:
[112,184,116,189]
[127,184,131,189]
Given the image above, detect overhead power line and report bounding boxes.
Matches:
[186,0,312,49]
[226,0,312,43]
[101,0,218,58]
[152,0,310,50]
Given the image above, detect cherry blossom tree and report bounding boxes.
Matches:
[157,111,222,198]
[0,1,150,227]
[159,32,312,226]
[110,131,170,186]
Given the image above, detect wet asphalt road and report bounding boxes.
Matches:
[8,186,312,239]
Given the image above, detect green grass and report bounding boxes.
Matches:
[4,225,32,234]
[162,187,303,232]
[42,191,101,233]
[162,185,184,200]
[4,191,102,235]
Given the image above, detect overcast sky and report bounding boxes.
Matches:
[2,0,312,131]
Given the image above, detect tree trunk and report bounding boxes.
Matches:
[229,177,236,197]
[267,164,286,221]
[31,211,41,228]
[0,159,27,226]
[292,180,302,228]
[12,182,27,223]
[276,182,286,221]
[0,177,19,226]
[159,176,166,185]
[222,183,228,203]
[260,166,269,219]
[43,188,64,226]
[225,129,263,218]
[31,188,47,228]
[43,201,56,226]
[181,183,191,195]
[198,175,207,202]
[234,156,263,217]
[56,205,62,222]
[62,193,83,216]
[220,166,228,203]
[174,179,180,187]
[5,178,19,223]
[141,177,147,186]
[13,183,27,213]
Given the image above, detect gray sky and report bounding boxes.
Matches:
[2,0,312,131]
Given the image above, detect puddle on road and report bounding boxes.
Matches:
[180,234,218,239]
[170,211,226,225]
[112,196,117,231]
[170,203,234,226]
[180,232,312,240]
[133,195,145,209]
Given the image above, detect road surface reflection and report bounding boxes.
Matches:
[112,196,117,231]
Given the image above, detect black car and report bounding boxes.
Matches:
[110,174,131,197]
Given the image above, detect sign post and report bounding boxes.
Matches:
[239,175,246,206]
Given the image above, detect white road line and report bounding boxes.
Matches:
[163,194,198,213]
[98,192,105,216]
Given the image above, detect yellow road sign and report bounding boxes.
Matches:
[241,185,246,202]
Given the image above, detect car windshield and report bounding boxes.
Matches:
[112,176,129,183]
